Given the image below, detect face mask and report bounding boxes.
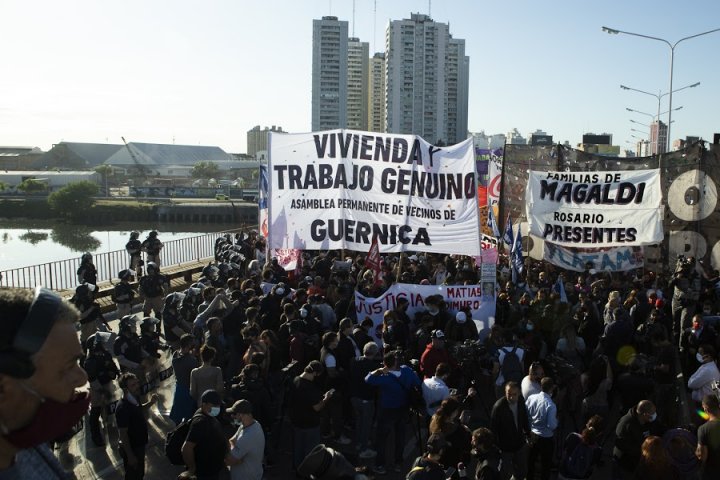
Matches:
[526,323,535,332]
[3,386,90,450]
[300,309,308,318]
[704,309,712,314]
[648,412,657,422]
[428,308,439,316]
[232,419,241,426]
[209,406,221,417]
[276,288,285,296]
[697,353,705,363]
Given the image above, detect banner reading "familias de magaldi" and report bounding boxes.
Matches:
[268,130,481,255]
[526,169,664,247]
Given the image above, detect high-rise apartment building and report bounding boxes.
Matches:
[346,37,369,130]
[247,125,284,158]
[312,17,349,131]
[385,13,469,145]
[649,121,668,155]
[368,53,386,133]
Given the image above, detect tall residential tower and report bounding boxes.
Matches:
[312,16,349,131]
[385,13,469,145]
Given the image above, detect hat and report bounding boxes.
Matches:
[408,255,418,262]
[200,389,222,406]
[227,399,253,415]
[455,311,467,323]
[431,329,445,339]
[141,316,161,325]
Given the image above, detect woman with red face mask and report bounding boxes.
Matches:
[0,287,89,479]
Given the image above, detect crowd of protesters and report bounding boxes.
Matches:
[5,229,720,480]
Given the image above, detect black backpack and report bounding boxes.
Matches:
[165,413,202,465]
[561,435,595,479]
[501,346,524,384]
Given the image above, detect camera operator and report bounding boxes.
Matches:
[83,332,119,447]
[420,330,454,380]
[422,363,452,417]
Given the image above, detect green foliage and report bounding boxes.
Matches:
[0,181,6,191]
[191,161,220,179]
[16,179,47,193]
[47,181,99,218]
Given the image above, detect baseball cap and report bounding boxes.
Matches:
[227,399,253,415]
[431,329,445,339]
[200,389,222,406]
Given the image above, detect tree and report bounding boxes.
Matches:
[0,181,6,191]
[48,181,99,218]
[191,161,220,179]
[16,178,47,194]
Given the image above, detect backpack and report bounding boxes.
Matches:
[165,413,202,465]
[500,346,523,383]
[561,436,595,479]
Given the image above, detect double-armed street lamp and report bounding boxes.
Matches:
[603,24,720,150]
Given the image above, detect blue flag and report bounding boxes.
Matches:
[503,214,514,246]
[488,208,500,238]
[511,223,523,284]
[553,276,568,303]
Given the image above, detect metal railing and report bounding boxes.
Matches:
[0,228,243,291]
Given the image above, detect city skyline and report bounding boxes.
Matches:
[2,0,719,154]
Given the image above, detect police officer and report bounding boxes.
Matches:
[162,292,192,344]
[77,252,98,286]
[114,269,136,318]
[139,262,168,320]
[139,317,166,389]
[126,231,143,277]
[83,332,120,447]
[114,315,149,384]
[71,283,109,346]
[141,231,163,267]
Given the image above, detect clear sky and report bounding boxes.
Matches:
[2,0,719,154]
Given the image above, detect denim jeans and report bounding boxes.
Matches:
[293,426,321,469]
[351,397,375,450]
[374,407,407,468]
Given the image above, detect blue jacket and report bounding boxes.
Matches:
[365,365,421,409]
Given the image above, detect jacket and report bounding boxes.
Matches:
[490,397,530,452]
[364,365,421,409]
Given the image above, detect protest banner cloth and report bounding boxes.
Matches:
[258,164,269,238]
[526,169,663,247]
[268,130,480,256]
[543,243,644,272]
[364,234,383,286]
[355,283,495,341]
[271,248,301,271]
[486,153,502,207]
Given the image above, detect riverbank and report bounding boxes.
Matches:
[0,197,258,225]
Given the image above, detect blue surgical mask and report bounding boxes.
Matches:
[209,406,221,417]
[648,412,657,422]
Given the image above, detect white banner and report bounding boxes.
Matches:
[268,130,480,255]
[354,283,495,342]
[543,243,644,272]
[487,155,502,206]
[526,170,663,247]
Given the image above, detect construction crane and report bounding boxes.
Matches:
[121,136,150,179]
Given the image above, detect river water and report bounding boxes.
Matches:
[0,219,241,270]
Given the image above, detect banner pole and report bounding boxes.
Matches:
[498,140,508,254]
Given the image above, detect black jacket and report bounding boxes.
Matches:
[613,407,664,470]
[490,397,530,453]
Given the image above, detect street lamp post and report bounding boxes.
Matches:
[603,25,720,150]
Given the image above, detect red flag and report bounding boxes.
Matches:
[364,234,383,286]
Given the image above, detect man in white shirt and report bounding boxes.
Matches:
[225,399,265,480]
[688,345,720,403]
[525,377,558,480]
[521,362,544,400]
[422,363,451,417]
